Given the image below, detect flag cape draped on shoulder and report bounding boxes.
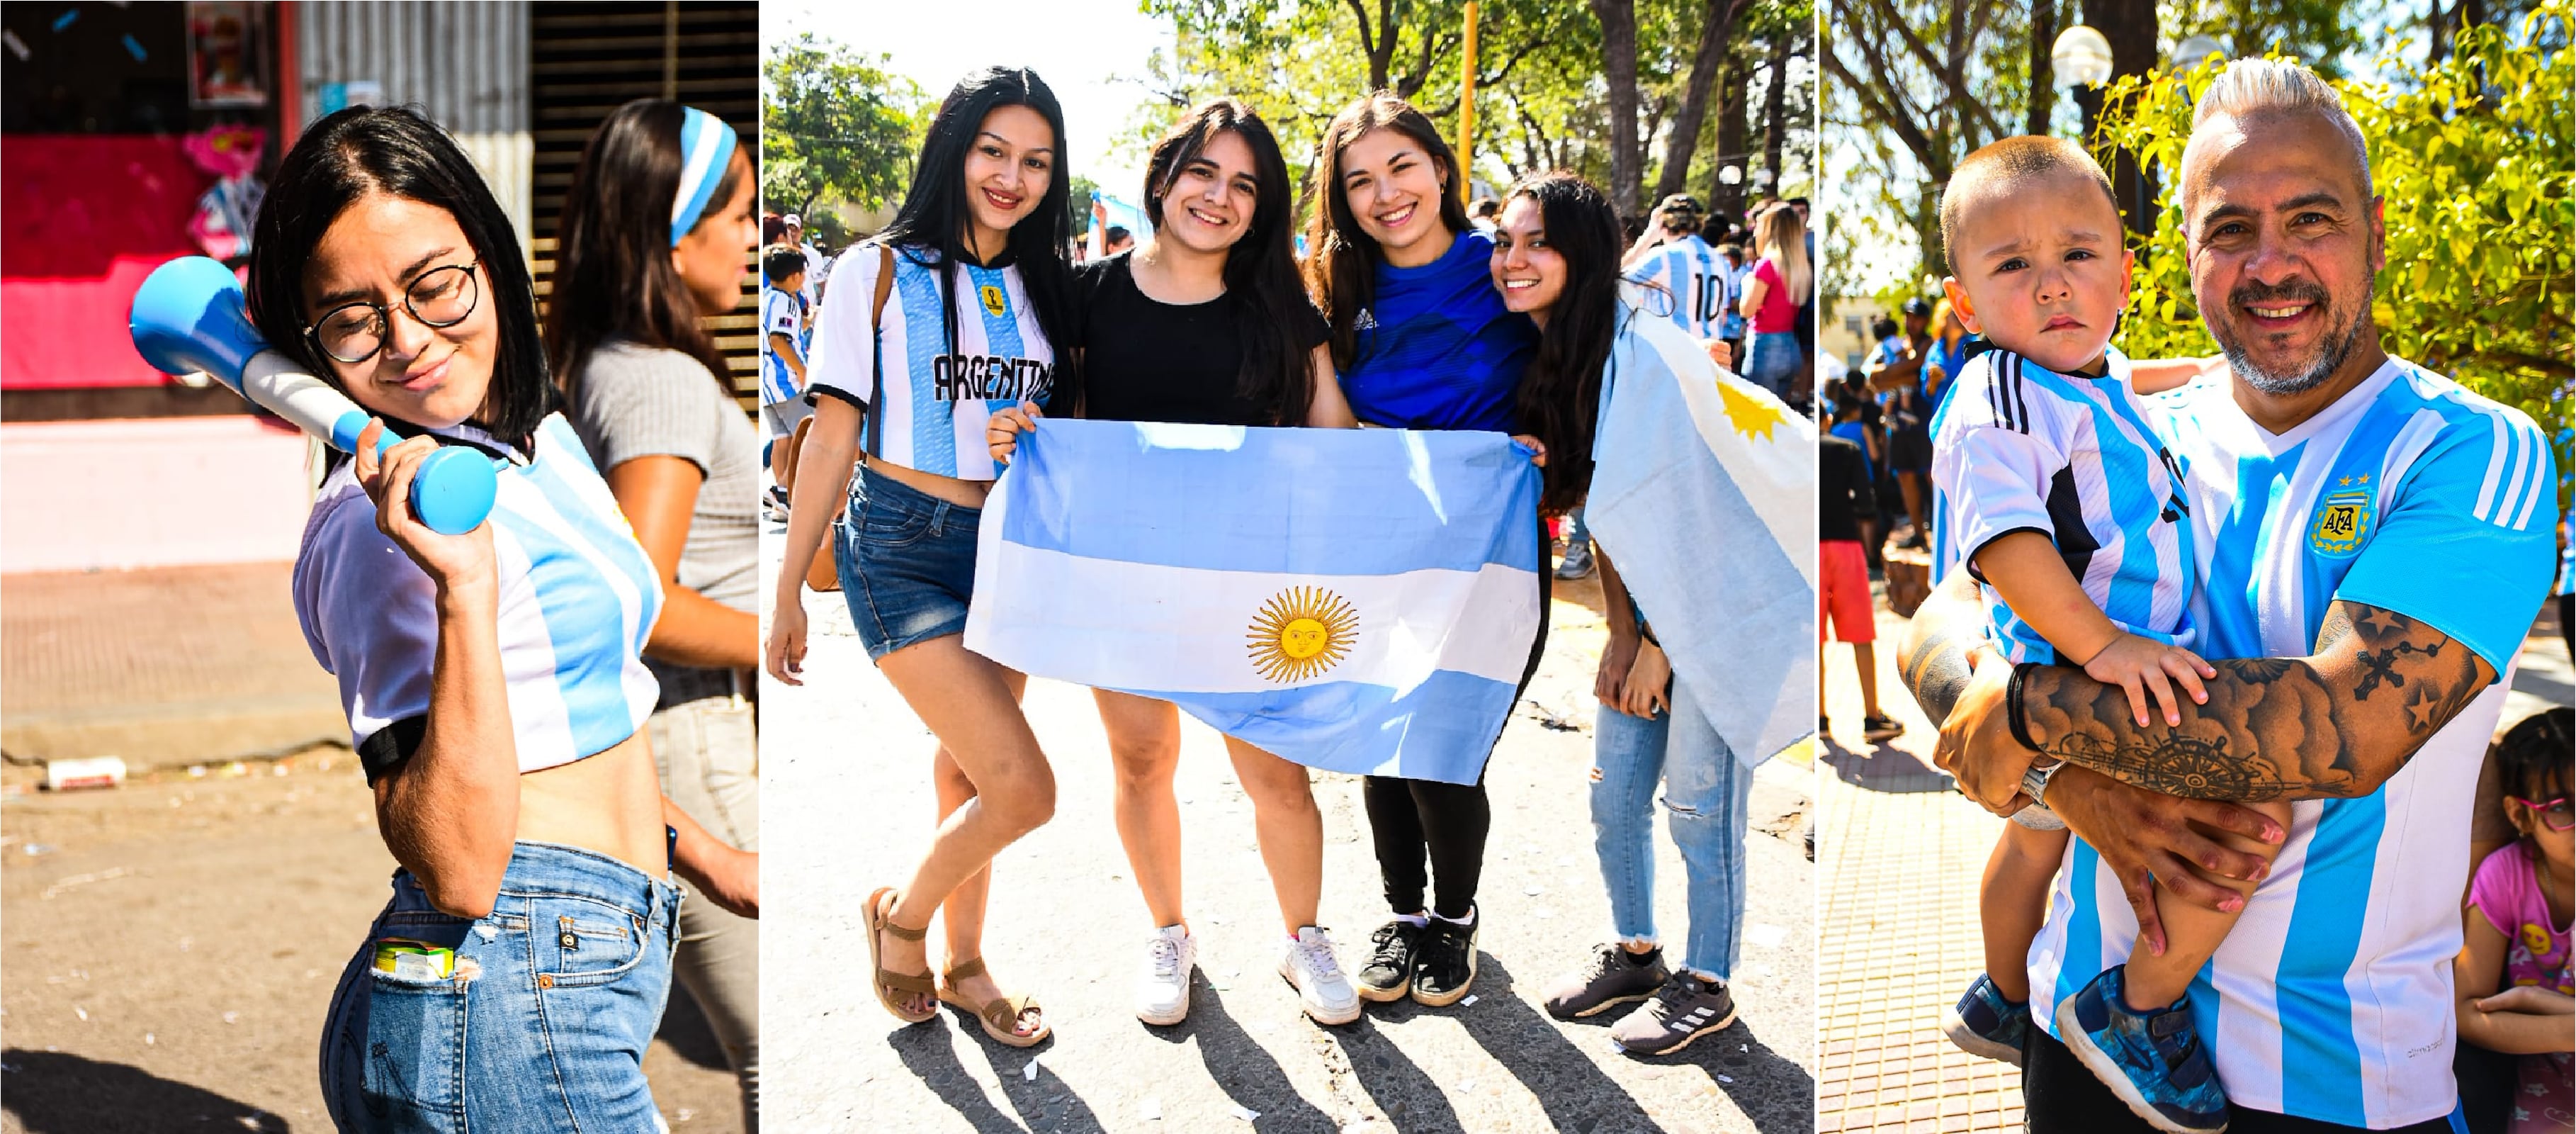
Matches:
[965,419,1544,785]
[1586,296,1817,766]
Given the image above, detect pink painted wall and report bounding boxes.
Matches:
[1,417,315,573]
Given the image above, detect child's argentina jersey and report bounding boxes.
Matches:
[294,415,665,777]
[1927,346,2194,662]
[2026,358,2558,1126]
[1623,233,1726,340]
[759,286,803,407]
[806,240,1054,481]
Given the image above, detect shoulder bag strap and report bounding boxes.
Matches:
[866,243,895,459]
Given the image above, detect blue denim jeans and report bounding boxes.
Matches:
[837,462,983,661]
[321,841,682,1133]
[1739,331,1802,400]
[1589,677,1754,977]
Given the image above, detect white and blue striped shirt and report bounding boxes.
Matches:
[759,286,804,408]
[1928,346,2196,661]
[1624,234,1727,341]
[805,240,1057,481]
[2027,357,2559,1127]
[294,414,665,775]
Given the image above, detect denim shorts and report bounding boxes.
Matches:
[836,461,983,661]
[1741,331,1803,400]
[320,841,681,1133]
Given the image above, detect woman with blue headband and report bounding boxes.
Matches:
[247,105,759,1132]
[551,100,766,1125]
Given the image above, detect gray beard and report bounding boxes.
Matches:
[2214,276,2374,395]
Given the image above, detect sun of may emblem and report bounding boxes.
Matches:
[1246,586,1358,683]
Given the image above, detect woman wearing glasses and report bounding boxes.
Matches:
[251,106,757,1131]
[550,100,764,1124]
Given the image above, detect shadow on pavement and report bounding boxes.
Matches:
[656,983,732,1072]
[1397,955,1671,1134]
[1,1048,290,1133]
[1327,1011,1469,1132]
[1529,965,1815,1134]
[1817,735,1953,794]
[1145,977,1339,1130]
[889,1016,1108,1134]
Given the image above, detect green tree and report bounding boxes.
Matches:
[2092,7,2572,454]
[762,33,925,219]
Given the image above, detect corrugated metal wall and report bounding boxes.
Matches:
[295,2,534,252]
[530,2,760,408]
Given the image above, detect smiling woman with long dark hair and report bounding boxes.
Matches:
[764,65,1073,1048]
[1300,90,1544,1014]
[1490,169,1765,1059]
[988,96,1364,1029]
[547,97,764,1122]
[248,104,757,1132]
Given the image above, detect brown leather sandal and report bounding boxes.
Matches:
[937,955,1051,1048]
[864,887,937,1024]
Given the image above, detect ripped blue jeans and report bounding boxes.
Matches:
[1589,676,1754,978]
[320,841,681,1133]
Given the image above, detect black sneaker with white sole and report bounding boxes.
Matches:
[1354,919,1421,1003]
[1542,943,1671,1019]
[1610,972,1738,1055]
[1409,916,1479,1007]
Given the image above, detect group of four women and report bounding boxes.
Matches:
[769,66,1761,1060]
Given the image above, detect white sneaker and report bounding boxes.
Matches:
[1136,924,1197,1026]
[1277,926,1362,1025]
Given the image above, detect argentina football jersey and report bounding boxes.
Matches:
[1926,346,2196,664]
[2023,357,2559,1126]
[1624,233,1727,341]
[805,240,1056,481]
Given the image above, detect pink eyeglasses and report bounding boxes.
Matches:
[2511,795,2575,833]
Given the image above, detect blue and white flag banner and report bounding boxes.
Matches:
[966,420,1544,785]
[1588,293,1817,766]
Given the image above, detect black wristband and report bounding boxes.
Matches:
[2006,662,2047,754]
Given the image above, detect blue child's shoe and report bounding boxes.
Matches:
[1938,972,2030,1065]
[2055,965,2229,1134]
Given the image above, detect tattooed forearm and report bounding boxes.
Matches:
[1899,572,1987,726]
[2019,601,2494,802]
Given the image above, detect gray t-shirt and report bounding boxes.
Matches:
[565,339,760,617]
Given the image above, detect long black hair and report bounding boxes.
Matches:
[246,106,552,449]
[878,67,1075,377]
[546,98,744,400]
[1506,172,1624,515]
[2496,707,2573,861]
[1141,99,1312,425]
[1302,91,1471,374]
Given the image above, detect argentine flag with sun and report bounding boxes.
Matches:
[965,420,1544,785]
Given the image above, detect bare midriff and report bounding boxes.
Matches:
[513,730,668,875]
[864,453,994,509]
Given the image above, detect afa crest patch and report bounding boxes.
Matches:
[978,284,1006,318]
[2309,485,2373,558]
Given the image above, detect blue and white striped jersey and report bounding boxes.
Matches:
[2026,357,2559,1127]
[805,240,1057,481]
[294,415,666,775]
[1624,234,1727,341]
[759,286,803,408]
[1928,346,2196,662]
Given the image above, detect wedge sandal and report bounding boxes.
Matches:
[937,955,1051,1048]
[864,887,937,1024]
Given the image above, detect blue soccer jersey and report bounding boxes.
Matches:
[1338,228,1537,433]
[1625,234,1727,341]
[805,240,1057,481]
[1928,346,2196,662]
[2025,357,2559,1126]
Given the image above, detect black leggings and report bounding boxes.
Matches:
[2024,1026,2456,1134]
[1365,518,1554,920]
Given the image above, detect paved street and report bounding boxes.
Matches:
[1813,581,2575,1133]
[764,527,1819,1133]
[0,566,742,1134]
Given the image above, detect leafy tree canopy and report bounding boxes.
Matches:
[762,33,926,220]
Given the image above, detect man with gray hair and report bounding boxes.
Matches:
[1902,56,2557,1131]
